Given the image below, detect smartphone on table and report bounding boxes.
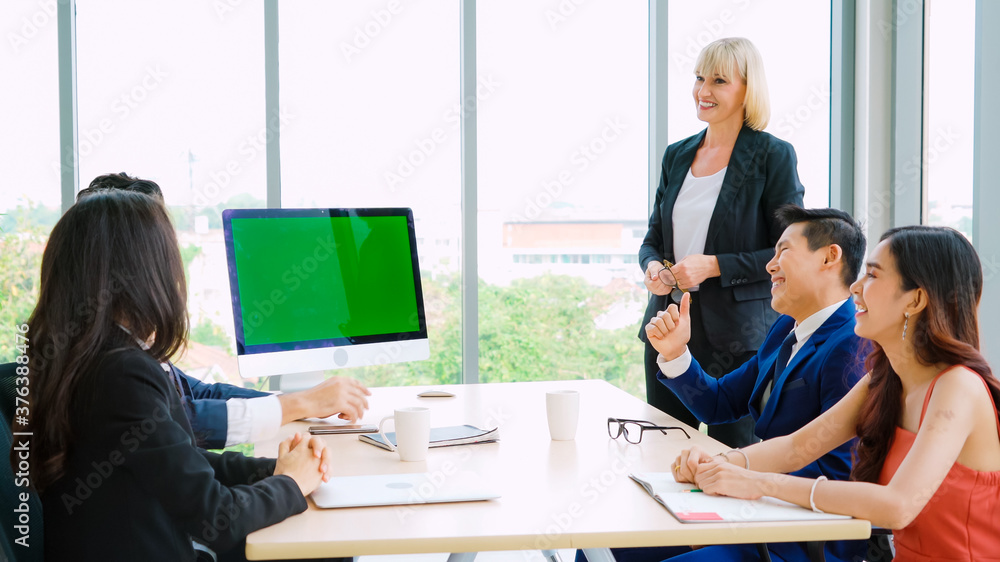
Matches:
[308,424,378,435]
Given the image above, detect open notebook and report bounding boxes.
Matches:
[311,472,501,509]
[630,472,853,523]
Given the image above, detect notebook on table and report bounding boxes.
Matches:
[630,472,853,523]
[311,472,501,509]
[358,425,499,451]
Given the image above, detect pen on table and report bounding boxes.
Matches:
[683,489,704,493]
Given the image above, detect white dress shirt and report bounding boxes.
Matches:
[225,396,283,447]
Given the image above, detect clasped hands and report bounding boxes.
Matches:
[643,254,720,296]
[274,432,332,496]
[672,445,764,500]
[273,377,372,497]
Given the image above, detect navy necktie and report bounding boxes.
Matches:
[761,330,797,409]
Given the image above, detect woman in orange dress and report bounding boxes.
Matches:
[673,225,1000,561]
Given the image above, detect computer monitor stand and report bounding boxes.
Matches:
[271,371,327,393]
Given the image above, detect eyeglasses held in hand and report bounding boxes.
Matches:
[607,417,691,444]
[657,260,687,304]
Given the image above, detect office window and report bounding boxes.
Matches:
[0,1,60,361]
[667,1,832,208]
[76,0,266,389]
[478,1,648,397]
[925,0,975,238]
[279,1,462,386]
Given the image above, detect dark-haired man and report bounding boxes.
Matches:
[79,173,371,450]
[635,206,869,562]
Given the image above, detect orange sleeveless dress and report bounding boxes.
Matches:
[877,369,1000,561]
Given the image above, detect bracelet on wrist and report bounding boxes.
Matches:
[809,476,828,513]
[726,448,749,470]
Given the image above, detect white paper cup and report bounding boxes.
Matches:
[378,407,431,461]
[546,390,580,441]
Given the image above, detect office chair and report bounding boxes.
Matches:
[866,528,894,561]
[1,366,44,561]
[0,362,18,425]
[752,531,894,561]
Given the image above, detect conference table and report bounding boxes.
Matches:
[245,379,870,560]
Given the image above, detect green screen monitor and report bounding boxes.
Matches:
[223,208,429,378]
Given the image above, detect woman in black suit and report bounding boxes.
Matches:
[28,190,332,561]
[639,37,804,448]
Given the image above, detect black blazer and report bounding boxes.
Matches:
[41,347,307,561]
[639,126,804,354]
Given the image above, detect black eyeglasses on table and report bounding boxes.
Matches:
[607,417,691,443]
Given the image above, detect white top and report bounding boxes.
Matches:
[671,166,727,291]
[657,299,849,381]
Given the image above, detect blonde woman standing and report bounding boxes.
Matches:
[639,37,804,448]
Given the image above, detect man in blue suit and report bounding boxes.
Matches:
[79,173,371,450]
[637,206,869,562]
[165,362,369,450]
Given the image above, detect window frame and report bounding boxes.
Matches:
[52,0,1000,378]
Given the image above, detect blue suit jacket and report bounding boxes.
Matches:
[169,363,269,450]
[657,299,868,481]
[658,299,869,562]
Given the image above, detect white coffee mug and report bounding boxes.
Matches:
[378,407,431,461]
[546,390,580,441]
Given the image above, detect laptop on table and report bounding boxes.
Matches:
[311,472,500,509]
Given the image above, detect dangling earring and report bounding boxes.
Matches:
[902,312,910,341]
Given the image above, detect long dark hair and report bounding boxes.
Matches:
[852,225,1000,482]
[27,190,188,492]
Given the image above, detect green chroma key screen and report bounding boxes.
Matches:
[231,214,420,347]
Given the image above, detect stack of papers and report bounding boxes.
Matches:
[630,472,853,523]
[359,425,499,451]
